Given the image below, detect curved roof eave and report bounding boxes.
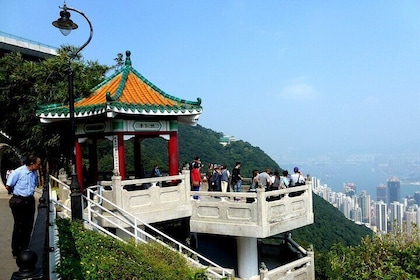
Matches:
[39,108,203,124]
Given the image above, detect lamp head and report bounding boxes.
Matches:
[52,5,78,36]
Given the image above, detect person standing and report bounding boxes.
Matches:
[290,166,305,186]
[211,165,222,192]
[221,165,230,193]
[231,162,243,194]
[290,166,305,197]
[190,157,202,200]
[280,170,290,188]
[206,163,215,191]
[5,155,41,258]
[151,164,161,186]
[151,164,161,177]
[257,168,272,189]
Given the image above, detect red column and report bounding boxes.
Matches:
[75,140,83,190]
[118,134,126,179]
[168,131,178,176]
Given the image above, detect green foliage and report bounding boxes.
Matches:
[289,193,373,279]
[0,47,110,162]
[292,194,373,251]
[55,218,205,280]
[127,123,281,176]
[325,228,420,279]
[178,124,281,177]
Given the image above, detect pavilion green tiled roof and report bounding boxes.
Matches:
[37,51,202,125]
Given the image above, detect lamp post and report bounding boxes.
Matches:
[52,3,93,220]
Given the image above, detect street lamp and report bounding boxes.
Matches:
[52,3,93,220]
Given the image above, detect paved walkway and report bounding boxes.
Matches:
[0,187,19,279]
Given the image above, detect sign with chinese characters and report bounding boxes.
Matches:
[113,135,119,171]
[133,121,162,131]
[76,120,176,135]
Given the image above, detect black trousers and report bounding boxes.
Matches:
[9,195,35,256]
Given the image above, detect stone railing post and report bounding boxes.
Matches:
[182,170,190,201]
[111,169,122,208]
[256,188,267,226]
[259,262,268,280]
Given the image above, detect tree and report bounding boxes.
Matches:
[0,46,111,170]
[325,227,420,279]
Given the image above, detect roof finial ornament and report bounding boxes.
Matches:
[125,50,132,66]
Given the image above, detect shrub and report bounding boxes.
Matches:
[325,226,420,280]
[55,218,206,280]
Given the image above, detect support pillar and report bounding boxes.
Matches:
[237,236,258,279]
[117,134,126,179]
[168,131,178,176]
[75,140,83,190]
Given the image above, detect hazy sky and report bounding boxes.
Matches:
[2,1,420,161]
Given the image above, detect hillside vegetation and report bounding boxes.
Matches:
[291,193,372,251]
[97,123,282,177]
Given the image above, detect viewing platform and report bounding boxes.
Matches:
[190,185,313,238]
[57,170,313,238]
[53,172,315,279]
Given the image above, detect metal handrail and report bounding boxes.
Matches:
[49,175,233,279]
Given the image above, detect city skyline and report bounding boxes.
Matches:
[314,175,420,234]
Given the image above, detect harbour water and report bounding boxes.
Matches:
[282,155,420,200]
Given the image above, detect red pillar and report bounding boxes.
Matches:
[118,134,126,179]
[75,140,83,190]
[168,131,178,176]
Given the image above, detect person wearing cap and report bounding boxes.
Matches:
[290,167,305,186]
[289,167,305,197]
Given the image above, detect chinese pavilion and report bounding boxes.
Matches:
[37,51,202,188]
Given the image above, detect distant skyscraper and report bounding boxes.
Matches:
[405,209,417,234]
[343,183,356,197]
[416,208,420,230]
[375,201,388,233]
[340,196,352,219]
[377,184,387,202]
[414,192,420,205]
[359,191,371,224]
[388,176,401,205]
[389,201,404,231]
[350,207,362,223]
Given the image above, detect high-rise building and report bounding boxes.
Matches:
[389,201,404,231]
[388,176,401,205]
[340,196,353,219]
[416,208,420,231]
[377,184,387,202]
[359,191,371,224]
[350,207,362,223]
[414,192,420,205]
[405,208,417,234]
[343,183,356,197]
[375,201,388,233]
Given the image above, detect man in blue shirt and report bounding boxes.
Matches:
[5,155,41,258]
